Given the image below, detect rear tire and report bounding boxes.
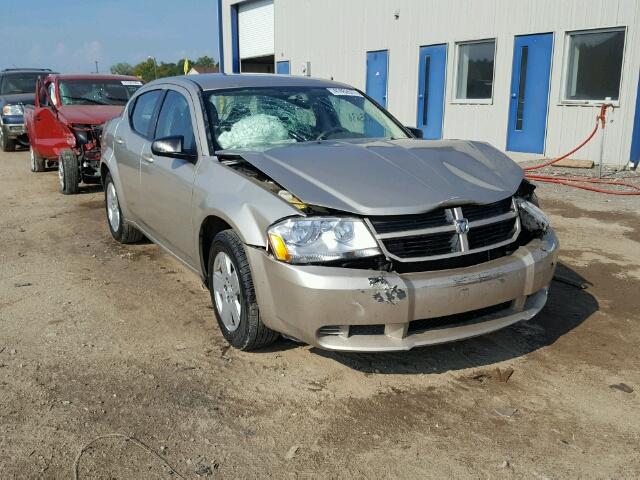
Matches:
[30,145,45,172]
[208,230,279,351]
[58,150,80,195]
[0,128,16,152]
[104,173,143,244]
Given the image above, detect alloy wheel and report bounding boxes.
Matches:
[106,182,121,232]
[212,252,242,332]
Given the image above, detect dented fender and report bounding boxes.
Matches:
[191,156,304,251]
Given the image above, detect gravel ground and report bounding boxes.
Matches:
[1,148,639,479]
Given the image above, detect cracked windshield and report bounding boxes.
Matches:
[206,86,408,150]
[58,79,142,106]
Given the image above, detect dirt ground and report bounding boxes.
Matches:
[1,148,639,479]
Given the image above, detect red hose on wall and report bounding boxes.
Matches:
[523,104,640,195]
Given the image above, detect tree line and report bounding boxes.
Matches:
[110,56,218,82]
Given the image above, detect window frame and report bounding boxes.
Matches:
[128,89,165,140]
[560,26,626,106]
[451,38,497,105]
[153,88,199,156]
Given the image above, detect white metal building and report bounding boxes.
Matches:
[219,0,640,167]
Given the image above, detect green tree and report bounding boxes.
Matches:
[110,62,135,76]
[133,58,157,82]
[194,56,218,68]
[111,56,218,82]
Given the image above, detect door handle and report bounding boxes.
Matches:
[115,136,124,144]
[142,153,154,164]
[511,93,517,99]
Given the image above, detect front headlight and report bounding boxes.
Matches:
[516,198,549,233]
[2,104,24,116]
[267,217,381,264]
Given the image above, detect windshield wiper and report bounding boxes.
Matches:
[61,95,107,105]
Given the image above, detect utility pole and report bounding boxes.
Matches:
[94,60,99,73]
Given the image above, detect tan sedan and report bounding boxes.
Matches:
[100,73,558,351]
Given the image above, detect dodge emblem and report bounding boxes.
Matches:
[455,218,470,234]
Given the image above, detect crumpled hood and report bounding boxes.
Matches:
[57,105,124,126]
[224,139,524,216]
[1,93,35,106]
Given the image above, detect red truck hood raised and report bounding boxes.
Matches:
[57,105,124,126]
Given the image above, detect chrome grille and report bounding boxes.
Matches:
[368,209,449,233]
[366,198,520,262]
[383,231,459,258]
[468,217,518,250]
[462,198,513,222]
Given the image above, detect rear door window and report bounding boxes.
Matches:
[130,90,162,137]
[154,90,197,155]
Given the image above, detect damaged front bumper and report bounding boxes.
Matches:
[247,229,559,352]
[1,120,27,142]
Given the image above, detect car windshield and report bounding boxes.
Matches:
[59,79,143,106]
[0,74,42,95]
[205,86,409,150]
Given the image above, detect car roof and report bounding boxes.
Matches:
[147,73,354,91]
[1,68,53,73]
[1,69,56,76]
[48,74,142,82]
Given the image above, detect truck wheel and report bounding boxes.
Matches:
[30,145,45,172]
[58,150,80,194]
[0,128,16,152]
[208,230,279,351]
[104,173,143,244]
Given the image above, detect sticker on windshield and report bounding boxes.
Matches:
[121,80,143,86]
[327,88,362,97]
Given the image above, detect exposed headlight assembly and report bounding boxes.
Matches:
[267,217,381,264]
[2,104,24,116]
[516,198,549,233]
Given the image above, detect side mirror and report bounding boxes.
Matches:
[151,136,197,162]
[405,127,424,139]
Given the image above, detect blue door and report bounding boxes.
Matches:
[507,33,553,153]
[366,50,388,107]
[416,44,447,140]
[276,60,290,75]
[630,74,640,168]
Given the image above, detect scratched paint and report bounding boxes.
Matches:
[368,276,407,305]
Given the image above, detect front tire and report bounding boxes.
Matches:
[58,150,80,194]
[104,173,143,244]
[0,127,16,152]
[208,230,278,351]
[30,145,45,172]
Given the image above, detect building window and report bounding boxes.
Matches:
[455,40,496,102]
[564,28,625,102]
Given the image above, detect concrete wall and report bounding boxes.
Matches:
[221,0,640,166]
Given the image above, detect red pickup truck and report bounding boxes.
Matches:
[24,74,143,194]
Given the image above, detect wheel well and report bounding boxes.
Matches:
[200,216,233,285]
[100,163,110,186]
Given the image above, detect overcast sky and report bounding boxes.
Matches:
[1,0,221,73]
